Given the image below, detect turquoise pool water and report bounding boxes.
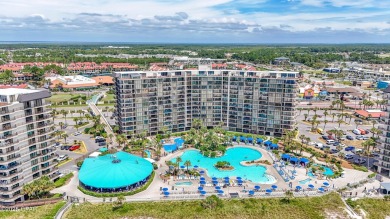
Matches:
[144,150,151,158]
[171,147,274,183]
[174,181,193,186]
[299,178,311,184]
[163,137,184,152]
[311,164,335,176]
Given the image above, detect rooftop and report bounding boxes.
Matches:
[0,88,38,96]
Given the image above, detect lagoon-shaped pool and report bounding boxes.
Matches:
[172,147,275,184]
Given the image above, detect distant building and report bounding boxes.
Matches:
[354,109,386,120]
[273,57,290,65]
[47,75,113,90]
[323,68,341,73]
[326,87,358,95]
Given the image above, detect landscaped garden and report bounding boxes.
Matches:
[64,193,347,219]
[0,201,65,219]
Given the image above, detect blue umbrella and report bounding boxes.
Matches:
[200,170,205,174]
[271,185,278,190]
[224,176,230,180]
[318,188,325,192]
[212,180,219,185]
[212,177,218,180]
[296,186,302,190]
[200,181,206,185]
[180,165,185,169]
[164,191,170,196]
[308,184,315,189]
[236,176,242,180]
[217,190,224,194]
[215,186,221,190]
[266,189,272,193]
[200,177,206,181]
[198,187,204,191]
[254,185,261,190]
[200,191,207,195]
[249,190,255,195]
[323,182,330,187]
[162,188,168,192]
[194,165,199,169]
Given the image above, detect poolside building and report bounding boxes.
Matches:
[113,70,299,137]
[78,151,153,192]
[0,89,57,205]
[377,86,390,176]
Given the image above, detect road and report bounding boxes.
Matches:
[88,102,118,147]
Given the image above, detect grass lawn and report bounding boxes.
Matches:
[0,201,65,219]
[65,193,346,219]
[48,93,87,103]
[101,94,115,102]
[353,198,390,219]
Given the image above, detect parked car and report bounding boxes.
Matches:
[365,129,370,134]
[356,135,364,140]
[315,143,324,149]
[345,154,354,159]
[326,139,335,145]
[69,145,80,151]
[95,138,106,143]
[339,136,346,141]
[322,135,329,140]
[308,142,316,146]
[354,158,366,164]
[57,155,68,161]
[371,152,380,157]
[322,145,331,150]
[353,148,363,154]
[333,142,340,146]
[358,129,366,135]
[353,129,361,135]
[330,149,339,154]
[345,146,355,151]
[74,132,81,136]
[346,135,354,140]
[362,136,370,140]
[98,142,107,146]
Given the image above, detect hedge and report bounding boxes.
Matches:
[54,173,74,188]
[78,171,155,197]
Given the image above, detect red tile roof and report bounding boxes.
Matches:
[0,84,28,89]
[354,110,386,118]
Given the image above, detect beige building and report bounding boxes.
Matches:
[114,70,299,138]
[377,86,390,176]
[0,89,57,205]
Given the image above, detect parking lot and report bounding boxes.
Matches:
[53,118,107,172]
[296,110,379,168]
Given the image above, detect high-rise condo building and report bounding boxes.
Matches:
[377,86,390,176]
[113,70,298,138]
[0,88,57,205]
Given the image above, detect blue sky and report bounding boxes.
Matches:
[0,0,389,43]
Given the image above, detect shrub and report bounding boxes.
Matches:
[54,173,74,188]
[352,165,368,172]
[368,173,376,178]
[201,195,224,209]
[78,171,155,197]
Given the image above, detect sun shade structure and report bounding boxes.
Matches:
[290,157,299,164]
[299,158,310,165]
[281,154,290,160]
[78,151,153,192]
[256,138,263,144]
[264,141,272,146]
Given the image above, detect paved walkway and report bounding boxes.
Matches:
[88,102,118,148]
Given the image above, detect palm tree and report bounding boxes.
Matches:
[331,113,336,122]
[73,117,79,130]
[61,133,69,144]
[59,121,64,129]
[77,109,83,117]
[104,106,109,117]
[184,160,192,173]
[303,113,308,121]
[284,190,294,202]
[50,109,57,122]
[323,110,328,121]
[60,109,68,123]
[323,119,328,130]
[176,156,182,175]
[337,119,344,128]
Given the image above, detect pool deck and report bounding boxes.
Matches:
[52,144,373,202]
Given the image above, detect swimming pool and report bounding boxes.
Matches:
[171,147,274,184]
[174,181,193,186]
[299,178,311,184]
[163,137,184,152]
[312,164,334,176]
[144,150,151,158]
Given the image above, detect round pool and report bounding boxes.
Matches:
[79,151,153,192]
[171,147,274,184]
